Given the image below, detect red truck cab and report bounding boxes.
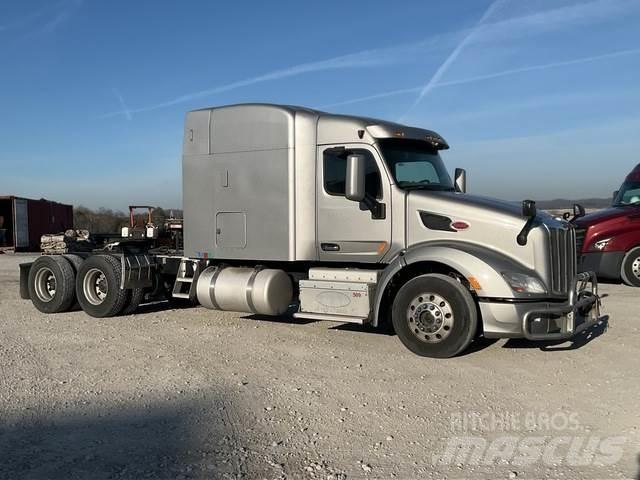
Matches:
[573,163,640,286]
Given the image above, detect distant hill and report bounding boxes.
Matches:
[535,198,611,210]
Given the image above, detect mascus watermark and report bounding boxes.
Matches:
[434,411,626,467]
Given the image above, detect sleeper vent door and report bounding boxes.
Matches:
[216,212,246,248]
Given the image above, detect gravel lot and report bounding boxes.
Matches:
[1,253,638,480]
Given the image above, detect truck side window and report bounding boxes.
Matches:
[324,149,382,199]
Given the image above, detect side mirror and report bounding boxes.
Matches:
[517,200,537,246]
[454,168,466,193]
[564,203,585,222]
[572,203,585,219]
[345,154,366,202]
[522,199,537,218]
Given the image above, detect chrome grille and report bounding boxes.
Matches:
[549,226,577,295]
[574,227,587,254]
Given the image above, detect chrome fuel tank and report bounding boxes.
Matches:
[196,266,293,316]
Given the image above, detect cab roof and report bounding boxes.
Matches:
[191,103,449,150]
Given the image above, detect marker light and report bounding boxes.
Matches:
[467,276,482,291]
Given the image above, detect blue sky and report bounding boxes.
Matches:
[1,0,639,210]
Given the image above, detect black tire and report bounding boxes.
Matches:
[62,254,84,273]
[75,255,129,318]
[28,256,76,314]
[63,254,84,309]
[121,288,145,315]
[392,273,478,358]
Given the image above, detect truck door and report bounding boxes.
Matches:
[317,144,391,262]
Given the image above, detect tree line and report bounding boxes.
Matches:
[73,206,182,233]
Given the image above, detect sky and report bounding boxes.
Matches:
[1,0,640,210]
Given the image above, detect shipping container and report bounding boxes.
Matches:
[0,196,73,251]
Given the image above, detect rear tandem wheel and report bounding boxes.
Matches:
[27,256,76,314]
[75,255,129,318]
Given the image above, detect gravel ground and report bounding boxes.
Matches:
[1,253,639,480]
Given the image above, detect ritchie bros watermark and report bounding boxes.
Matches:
[434,411,627,467]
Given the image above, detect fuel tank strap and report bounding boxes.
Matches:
[245,266,264,314]
[207,266,223,310]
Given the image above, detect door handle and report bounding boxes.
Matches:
[321,243,340,252]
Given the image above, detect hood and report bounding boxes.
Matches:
[405,190,557,272]
[422,191,523,218]
[409,190,562,226]
[407,190,527,231]
[573,205,640,227]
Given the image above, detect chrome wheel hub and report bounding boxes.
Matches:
[83,268,108,305]
[34,267,56,302]
[632,256,640,280]
[406,293,454,343]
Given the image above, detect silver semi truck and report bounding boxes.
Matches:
[20,104,601,358]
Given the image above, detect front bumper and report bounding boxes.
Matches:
[480,271,602,341]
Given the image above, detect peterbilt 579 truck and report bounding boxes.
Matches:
[20,104,601,358]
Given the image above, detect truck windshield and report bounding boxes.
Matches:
[613,181,640,206]
[378,138,455,191]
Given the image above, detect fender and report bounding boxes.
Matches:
[372,241,541,327]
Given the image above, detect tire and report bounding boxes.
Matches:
[28,256,76,313]
[62,254,84,273]
[75,255,129,318]
[620,246,640,287]
[63,254,84,309]
[392,273,478,358]
[121,288,145,315]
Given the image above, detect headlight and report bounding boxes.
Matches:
[501,272,547,294]
[592,237,612,251]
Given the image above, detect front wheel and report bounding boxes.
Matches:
[392,274,478,358]
[621,246,640,287]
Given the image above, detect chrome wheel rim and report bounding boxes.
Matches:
[34,267,56,302]
[83,268,108,305]
[632,256,640,280]
[406,292,454,343]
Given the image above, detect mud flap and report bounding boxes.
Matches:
[19,262,33,300]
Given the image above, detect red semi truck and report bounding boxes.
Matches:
[573,163,640,287]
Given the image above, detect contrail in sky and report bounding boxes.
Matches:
[0,0,80,34]
[99,0,639,120]
[401,0,507,119]
[112,88,132,121]
[98,38,446,119]
[321,47,640,109]
[0,3,58,31]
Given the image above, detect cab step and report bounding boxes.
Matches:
[171,292,191,299]
[172,258,201,300]
[293,312,367,324]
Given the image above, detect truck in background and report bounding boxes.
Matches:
[573,163,640,287]
[20,104,601,358]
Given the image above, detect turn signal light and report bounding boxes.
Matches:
[467,276,482,291]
